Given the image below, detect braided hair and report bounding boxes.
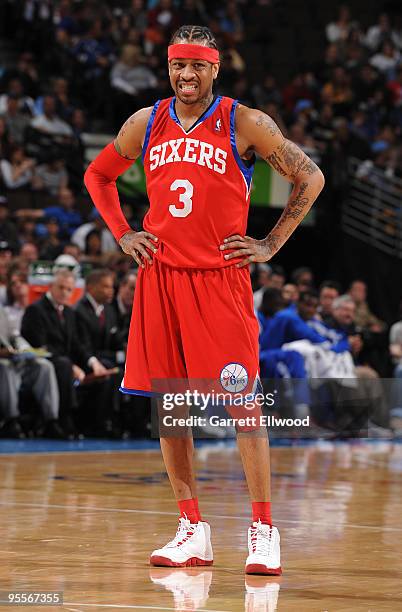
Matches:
[169,25,219,51]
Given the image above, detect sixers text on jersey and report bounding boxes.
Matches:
[149,138,227,174]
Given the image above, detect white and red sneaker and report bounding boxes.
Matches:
[245,520,282,575]
[150,517,213,567]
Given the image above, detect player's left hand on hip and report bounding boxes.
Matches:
[220,234,275,268]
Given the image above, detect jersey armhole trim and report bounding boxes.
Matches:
[230,100,255,194]
[142,100,161,162]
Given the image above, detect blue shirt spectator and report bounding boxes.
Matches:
[43,188,82,238]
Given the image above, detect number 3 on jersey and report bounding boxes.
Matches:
[169,179,193,218]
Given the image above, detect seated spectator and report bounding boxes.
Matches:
[281,283,299,310]
[0,196,19,253]
[321,66,354,114]
[34,78,75,123]
[2,94,31,144]
[16,215,37,245]
[45,187,83,236]
[312,104,335,150]
[270,265,285,290]
[21,269,107,437]
[30,95,73,138]
[282,72,315,114]
[71,210,117,254]
[19,242,39,264]
[365,13,401,52]
[111,44,157,97]
[4,270,29,334]
[81,229,103,265]
[347,280,385,332]
[252,75,282,109]
[369,39,401,76]
[258,289,342,352]
[111,270,137,343]
[216,0,244,44]
[39,216,64,260]
[74,269,125,436]
[1,53,39,99]
[354,63,383,105]
[291,267,314,293]
[32,150,69,195]
[326,5,357,44]
[146,0,179,49]
[318,280,341,322]
[0,78,35,116]
[63,242,82,261]
[312,295,390,431]
[253,263,272,310]
[0,145,36,190]
[0,305,63,439]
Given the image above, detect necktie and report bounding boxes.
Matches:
[57,306,64,324]
[98,309,105,328]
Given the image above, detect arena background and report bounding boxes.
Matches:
[0,0,401,439]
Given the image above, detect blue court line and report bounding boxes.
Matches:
[0,438,399,454]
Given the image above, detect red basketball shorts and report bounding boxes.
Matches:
[120,258,260,397]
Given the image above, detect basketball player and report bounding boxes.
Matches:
[84,25,325,574]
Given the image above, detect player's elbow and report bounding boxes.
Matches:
[314,168,325,196]
[83,162,94,191]
[84,161,107,192]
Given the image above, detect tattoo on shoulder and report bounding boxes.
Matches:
[256,113,281,137]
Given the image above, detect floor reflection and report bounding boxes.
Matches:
[149,567,212,611]
[149,567,281,612]
[245,575,281,612]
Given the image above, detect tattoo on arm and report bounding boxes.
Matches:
[277,141,303,180]
[274,181,310,238]
[256,113,281,137]
[264,233,281,253]
[266,152,287,176]
[298,157,319,175]
[266,139,319,181]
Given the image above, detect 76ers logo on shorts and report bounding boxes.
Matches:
[220,363,248,393]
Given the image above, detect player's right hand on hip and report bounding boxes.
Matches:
[119,230,159,268]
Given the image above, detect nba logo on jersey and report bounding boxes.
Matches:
[214,118,222,132]
[220,363,248,393]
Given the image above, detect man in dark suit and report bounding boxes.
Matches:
[21,269,107,436]
[111,270,137,345]
[74,269,126,436]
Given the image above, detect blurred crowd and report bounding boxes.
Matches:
[253,263,402,438]
[0,0,401,438]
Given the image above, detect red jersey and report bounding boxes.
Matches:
[142,95,254,268]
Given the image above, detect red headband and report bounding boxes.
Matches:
[168,44,219,64]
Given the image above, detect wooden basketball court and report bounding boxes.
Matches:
[1,440,402,611]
